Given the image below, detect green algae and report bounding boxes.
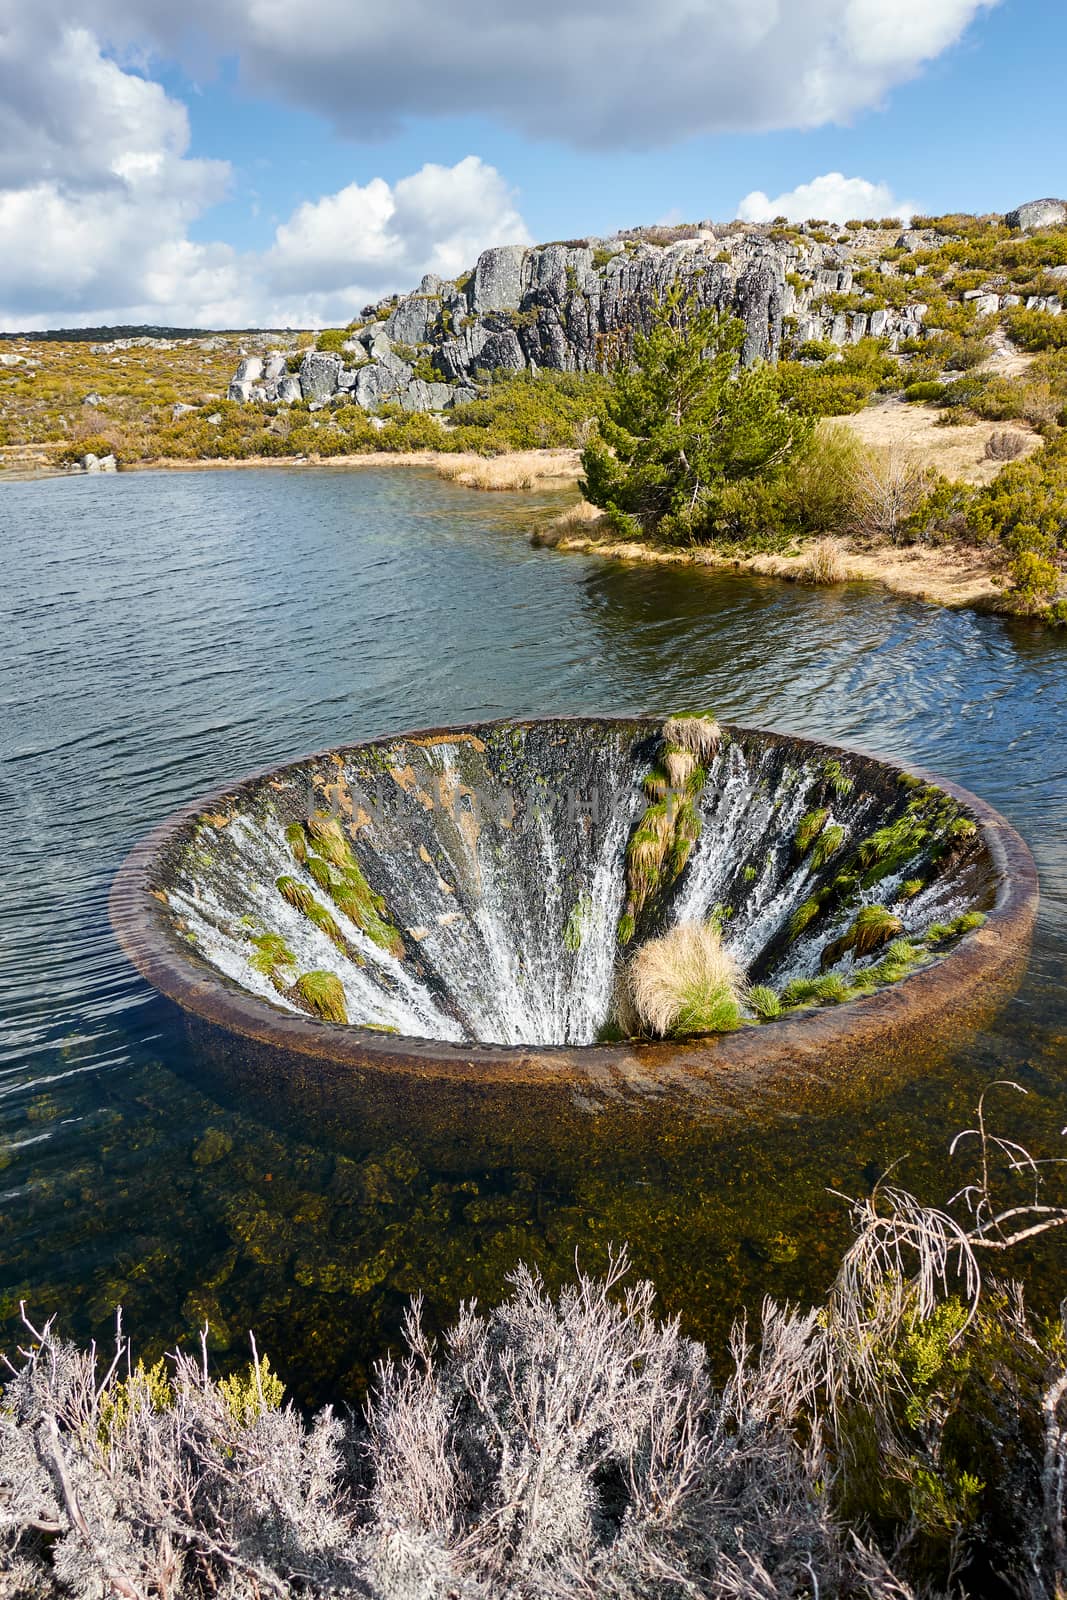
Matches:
[290,970,348,1024]
[747,984,782,1020]
[795,808,829,856]
[789,896,823,939]
[248,933,296,988]
[822,758,854,797]
[823,905,903,968]
[276,875,314,915]
[810,823,845,870]
[287,815,405,958]
[284,822,307,863]
[306,899,346,949]
[564,894,593,953]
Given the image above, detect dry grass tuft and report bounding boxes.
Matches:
[532,497,608,547]
[663,747,697,789]
[661,715,721,761]
[793,537,854,585]
[625,920,744,1037]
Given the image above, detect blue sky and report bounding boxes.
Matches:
[0,0,1063,328]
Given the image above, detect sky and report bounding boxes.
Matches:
[0,0,1064,330]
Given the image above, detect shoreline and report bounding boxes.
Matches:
[0,446,584,482]
[0,443,1048,623]
[548,524,1022,617]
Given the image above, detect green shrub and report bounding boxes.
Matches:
[793,339,835,362]
[924,332,992,371]
[1004,307,1067,351]
[57,433,119,463]
[450,368,608,450]
[1010,548,1060,602]
[315,328,350,354]
[905,381,947,403]
[776,339,897,417]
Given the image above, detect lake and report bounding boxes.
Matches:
[2,464,1065,1404]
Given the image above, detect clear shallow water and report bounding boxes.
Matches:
[2,464,1065,1403]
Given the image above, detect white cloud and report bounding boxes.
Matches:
[0,8,530,327]
[59,0,998,148]
[736,172,915,225]
[0,0,993,325]
[265,158,530,301]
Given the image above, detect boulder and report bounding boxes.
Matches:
[227,379,254,402]
[299,351,343,402]
[471,245,529,313]
[385,294,440,345]
[1006,199,1067,232]
[400,379,455,412]
[234,356,264,383]
[82,452,117,473]
[354,363,408,409]
[263,352,288,382]
[171,402,196,420]
[277,376,303,404]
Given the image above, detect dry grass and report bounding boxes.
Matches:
[790,537,854,585]
[833,400,1041,487]
[664,748,697,788]
[625,920,744,1038]
[433,449,582,491]
[661,714,721,761]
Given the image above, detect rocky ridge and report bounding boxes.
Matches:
[228,203,1067,413]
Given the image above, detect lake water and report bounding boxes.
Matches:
[2,465,1065,1404]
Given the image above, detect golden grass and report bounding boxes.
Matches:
[790,538,854,586]
[661,716,721,761]
[625,921,744,1038]
[664,748,697,789]
[433,450,582,490]
[832,402,1041,488]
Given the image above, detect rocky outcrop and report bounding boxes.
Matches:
[226,202,1067,412]
[228,231,787,412]
[1006,199,1067,232]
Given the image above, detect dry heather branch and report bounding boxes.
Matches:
[850,449,931,542]
[985,429,1028,462]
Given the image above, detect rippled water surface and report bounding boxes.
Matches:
[2,465,1065,1402]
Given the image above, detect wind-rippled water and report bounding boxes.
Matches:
[2,465,1065,1402]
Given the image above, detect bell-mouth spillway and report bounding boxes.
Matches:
[109,717,1038,1161]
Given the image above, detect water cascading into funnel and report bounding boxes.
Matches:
[150,718,1004,1048]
